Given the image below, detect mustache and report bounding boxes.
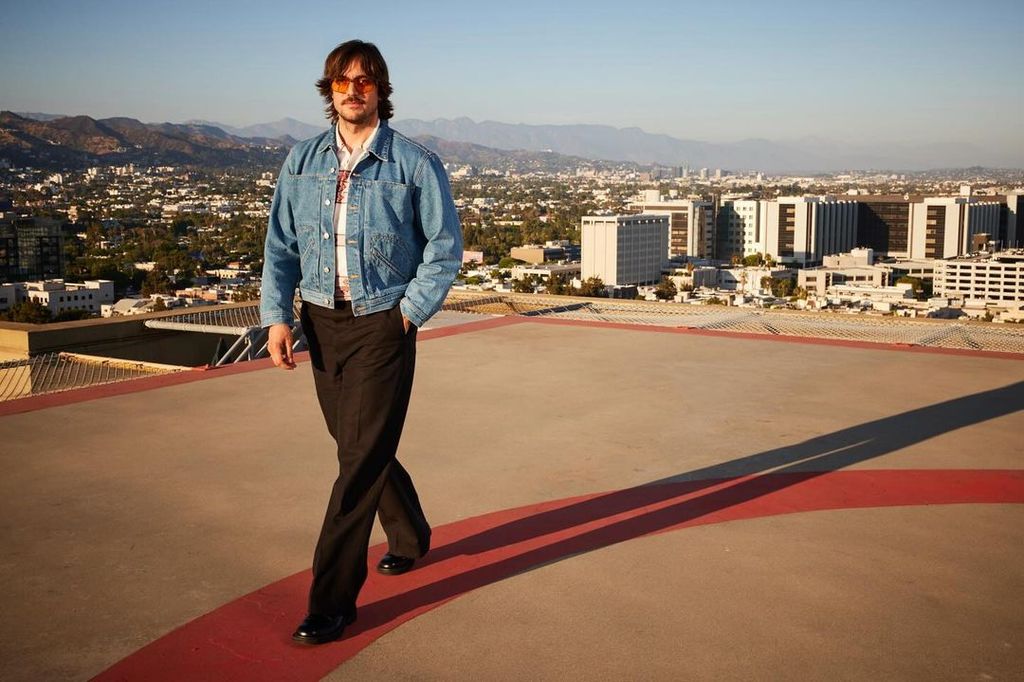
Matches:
[343,97,365,105]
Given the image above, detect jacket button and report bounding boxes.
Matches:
[323,267,330,273]
[323,232,330,239]
[324,200,330,206]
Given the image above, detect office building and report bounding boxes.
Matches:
[581,215,668,286]
[0,217,65,282]
[762,196,858,267]
[934,251,1024,304]
[717,198,762,259]
[638,195,715,259]
[908,197,1001,259]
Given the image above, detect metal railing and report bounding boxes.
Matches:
[0,353,185,402]
[442,292,1024,354]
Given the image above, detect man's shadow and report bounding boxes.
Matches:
[359,380,1024,629]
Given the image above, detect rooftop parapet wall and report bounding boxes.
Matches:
[0,302,259,365]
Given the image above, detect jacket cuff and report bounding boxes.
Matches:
[261,313,293,328]
[399,298,429,329]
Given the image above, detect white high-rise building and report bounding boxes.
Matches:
[761,196,858,266]
[581,215,668,286]
[908,196,1002,259]
[717,198,763,259]
[638,195,715,259]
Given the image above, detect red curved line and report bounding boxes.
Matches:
[92,469,1024,681]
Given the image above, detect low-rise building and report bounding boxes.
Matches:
[799,266,887,298]
[2,279,114,315]
[510,244,565,264]
[934,251,1024,304]
[826,282,916,308]
[510,262,581,282]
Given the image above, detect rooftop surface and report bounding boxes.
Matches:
[1,313,1022,680]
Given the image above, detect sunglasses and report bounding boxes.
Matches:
[331,76,377,95]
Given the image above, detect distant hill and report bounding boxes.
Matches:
[0,112,289,169]
[411,135,618,173]
[186,117,324,142]
[14,111,67,122]
[389,117,1021,172]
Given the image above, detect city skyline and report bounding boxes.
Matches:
[1,0,1021,154]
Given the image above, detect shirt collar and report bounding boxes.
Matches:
[335,121,379,158]
[318,119,391,161]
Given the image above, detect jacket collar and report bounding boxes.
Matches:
[317,119,392,162]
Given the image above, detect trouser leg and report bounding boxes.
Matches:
[378,458,431,558]
[301,302,426,617]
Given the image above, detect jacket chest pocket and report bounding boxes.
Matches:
[286,174,332,227]
[361,179,415,236]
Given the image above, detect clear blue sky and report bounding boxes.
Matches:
[2,0,1021,149]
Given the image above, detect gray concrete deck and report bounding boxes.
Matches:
[1,317,1022,680]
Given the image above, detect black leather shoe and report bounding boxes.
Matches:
[376,552,416,575]
[291,612,355,645]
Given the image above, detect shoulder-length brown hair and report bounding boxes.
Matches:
[315,40,394,122]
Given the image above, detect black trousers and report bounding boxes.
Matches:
[300,300,431,618]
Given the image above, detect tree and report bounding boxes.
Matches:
[743,253,765,267]
[773,278,795,298]
[654,276,677,301]
[546,273,567,295]
[141,266,173,296]
[512,276,535,293]
[53,309,96,322]
[3,300,51,324]
[151,298,168,312]
[577,276,606,298]
[896,276,932,301]
[232,284,260,302]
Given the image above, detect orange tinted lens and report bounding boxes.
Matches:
[331,77,375,94]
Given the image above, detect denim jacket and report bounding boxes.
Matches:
[260,120,462,329]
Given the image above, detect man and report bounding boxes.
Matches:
[260,39,462,645]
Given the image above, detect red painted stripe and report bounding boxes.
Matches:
[92,469,1024,681]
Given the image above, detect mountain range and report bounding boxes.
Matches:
[1,113,598,172]
[390,118,1019,172]
[1,112,288,169]
[185,117,322,142]
[8,112,1021,171]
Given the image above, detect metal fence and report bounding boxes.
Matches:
[442,292,1024,354]
[0,353,185,402]
[5,294,1020,404]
